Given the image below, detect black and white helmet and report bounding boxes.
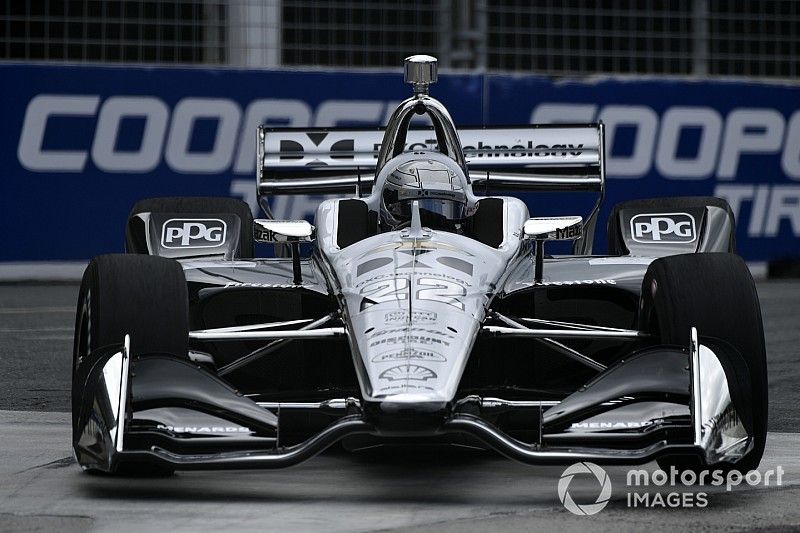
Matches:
[380,157,468,231]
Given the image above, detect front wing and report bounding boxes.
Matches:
[73,326,753,472]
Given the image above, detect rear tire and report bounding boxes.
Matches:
[640,253,767,473]
[73,254,188,476]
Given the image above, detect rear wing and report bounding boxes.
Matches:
[257,124,605,196]
[257,123,605,254]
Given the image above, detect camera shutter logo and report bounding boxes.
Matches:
[558,462,612,515]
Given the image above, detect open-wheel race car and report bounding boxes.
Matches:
[72,55,767,475]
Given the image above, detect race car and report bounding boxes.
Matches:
[72,55,767,475]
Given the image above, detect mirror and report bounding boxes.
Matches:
[523,216,583,241]
[523,216,584,284]
[253,219,315,243]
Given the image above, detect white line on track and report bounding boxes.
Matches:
[0,327,73,333]
[0,307,74,314]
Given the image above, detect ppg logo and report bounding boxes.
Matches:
[630,213,696,243]
[161,219,227,248]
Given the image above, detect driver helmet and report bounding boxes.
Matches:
[380,158,468,231]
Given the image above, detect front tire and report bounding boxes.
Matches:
[640,253,767,472]
[73,254,188,475]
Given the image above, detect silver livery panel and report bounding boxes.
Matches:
[316,196,528,403]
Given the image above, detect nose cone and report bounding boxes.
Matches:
[353,307,481,405]
[330,231,509,416]
[339,236,488,406]
[363,392,450,436]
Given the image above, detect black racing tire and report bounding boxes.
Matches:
[640,253,767,473]
[126,196,254,258]
[73,254,189,476]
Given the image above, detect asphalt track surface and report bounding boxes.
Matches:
[0,282,799,531]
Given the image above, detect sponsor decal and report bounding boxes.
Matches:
[556,223,583,240]
[569,421,651,429]
[278,133,354,162]
[223,282,299,288]
[384,310,437,324]
[161,218,227,248]
[534,278,617,286]
[367,327,455,340]
[354,271,467,289]
[462,141,584,158]
[369,335,451,348]
[378,364,437,381]
[630,213,697,243]
[397,248,433,269]
[377,384,435,392]
[274,133,587,165]
[156,424,250,433]
[588,257,655,265]
[371,348,447,363]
